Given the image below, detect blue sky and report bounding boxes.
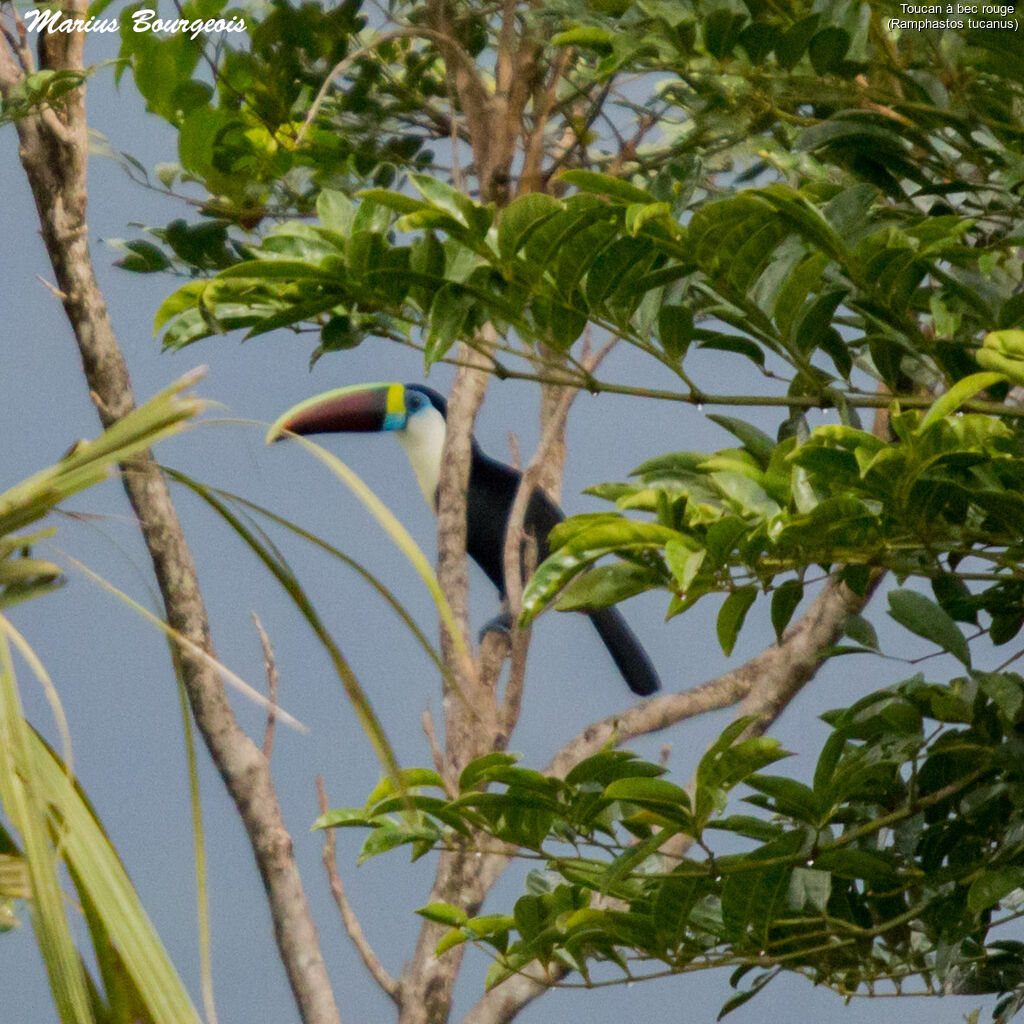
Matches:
[1,10,997,1023]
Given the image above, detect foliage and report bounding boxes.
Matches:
[320,674,1024,1016]
[0,375,204,1024]
[108,0,438,228]
[523,371,1024,656]
[90,0,1024,1019]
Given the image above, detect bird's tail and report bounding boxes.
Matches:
[588,607,661,696]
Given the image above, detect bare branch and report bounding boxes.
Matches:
[552,575,873,775]
[0,1,33,92]
[427,0,501,194]
[296,26,485,148]
[252,612,280,760]
[421,707,451,792]
[316,778,400,1003]
[436,347,490,701]
[519,48,570,196]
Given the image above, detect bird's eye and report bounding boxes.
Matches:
[407,392,423,410]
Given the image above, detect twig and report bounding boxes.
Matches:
[252,612,279,760]
[316,777,400,1002]
[296,26,485,147]
[421,707,452,793]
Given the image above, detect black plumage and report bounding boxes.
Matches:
[411,386,661,697]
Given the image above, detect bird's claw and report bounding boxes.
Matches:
[478,610,513,643]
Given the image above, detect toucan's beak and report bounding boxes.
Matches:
[266,382,406,443]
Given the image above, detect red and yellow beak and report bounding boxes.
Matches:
[266,382,409,443]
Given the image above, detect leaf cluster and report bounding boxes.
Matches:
[112,0,437,225]
[322,676,1024,1016]
[524,371,1024,656]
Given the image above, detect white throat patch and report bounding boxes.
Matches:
[396,405,447,504]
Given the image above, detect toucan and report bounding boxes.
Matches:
[268,382,661,696]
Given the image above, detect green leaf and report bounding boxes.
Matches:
[657,305,694,360]
[114,239,171,273]
[692,718,790,825]
[364,768,445,808]
[356,189,430,216]
[770,581,803,642]
[744,775,820,824]
[707,416,776,468]
[843,614,879,651]
[357,822,439,864]
[652,872,709,954]
[774,14,821,69]
[967,868,1024,914]
[888,589,971,667]
[664,536,705,593]
[320,316,363,351]
[410,174,492,237]
[721,832,806,944]
[550,26,615,52]
[696,334,766,368]
[435,928,468,956]
[416,902,469,927]
[558,170,655,204]
[521,521,678,625]
[808,27,850,75]
[312,806,383,830]
[917,372,1006,431]
[316,189,354,233]
[215,259,337,281]
[813,848,899,887]
[604,776,692,811]
[424,283,473,367]
[10,713,203,1023]
[565,751,663,787]
[788,866,831,912]
[707,815,786,843]
[717,587,757,656]
[459,753,521,792]
[498,193,561,259]
[554,563,660,611]
[975,672,1024,724]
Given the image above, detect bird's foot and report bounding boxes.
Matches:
[478,610,513,643]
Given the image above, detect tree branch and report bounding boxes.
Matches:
[519,48,569,196]
[295,26,485,148]
[252,612,279,760]
[316,778,399,1003]
[0,2,32,91]
[499,381,577,734]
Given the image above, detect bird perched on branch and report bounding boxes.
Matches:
[269,381,660,696]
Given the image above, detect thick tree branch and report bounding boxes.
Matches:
[397,346,492,1024]
[3,10,340,1023]
[519,49,569,196]
[499,380,576,734]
